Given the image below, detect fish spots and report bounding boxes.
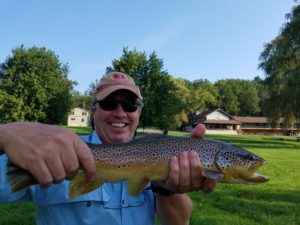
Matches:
[86,135,266,184]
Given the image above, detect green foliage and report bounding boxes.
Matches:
[190,79,218,113]
[0,91,25,122]
[214,79,260,116]
[215,80,240,115]
[0,45,74,124]
[71,90,91,110]
[259,4,300,127]
[107,48,184,131]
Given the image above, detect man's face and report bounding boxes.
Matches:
[93,90,142,144]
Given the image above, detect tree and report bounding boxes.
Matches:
[214,79,260,116]
[107,48,183,131]
[189,79,218,113]
[253,76,266,116]
[215,80,240,115]
[259,4,300,127]
[238,80,260,116]
[0,45,74,124]
[169,77,190,128]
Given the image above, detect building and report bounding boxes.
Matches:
[67,108,90,127]
[184,108,299,136]
[234,116,299,136]
[184,108,241,134]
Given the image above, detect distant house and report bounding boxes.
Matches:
[183,108,299,136]
[184,108,241,134]
[234,117,299,136]
[67,108,90,127]
[233,117,284,129]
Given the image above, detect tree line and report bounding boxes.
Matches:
[0,3,299,130]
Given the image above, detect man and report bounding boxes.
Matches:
[0,72,216,225]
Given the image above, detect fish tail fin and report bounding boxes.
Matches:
[69,170,104,200]
[7,163,37,192]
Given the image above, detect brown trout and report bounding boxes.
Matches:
[7,135,269,199]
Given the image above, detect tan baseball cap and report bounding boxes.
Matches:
[94,72,143,101]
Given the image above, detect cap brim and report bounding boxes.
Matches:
[95,84,142,101]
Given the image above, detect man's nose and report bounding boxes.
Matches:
[114,104,126,116]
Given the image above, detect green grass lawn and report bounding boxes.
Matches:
[1,127,299,225]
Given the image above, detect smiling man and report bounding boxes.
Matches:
[92,73,143,144]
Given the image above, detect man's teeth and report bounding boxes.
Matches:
[111,123,126,128]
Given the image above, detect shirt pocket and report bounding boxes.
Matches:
[103,182,149,209]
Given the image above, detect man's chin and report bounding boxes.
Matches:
[109,134,132,144]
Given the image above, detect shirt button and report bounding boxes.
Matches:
[86,201,92,207]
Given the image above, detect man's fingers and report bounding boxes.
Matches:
[177,152,190,193]
[202,178,217,194]
[45,154,66,184]
[191,124,206,138]
[189,151,203,191]
[28,161,53,188]
[73,138,96,182]
[163,156,180,192]
[61,143,80,180]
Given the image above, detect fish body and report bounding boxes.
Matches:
[7,135,269,199]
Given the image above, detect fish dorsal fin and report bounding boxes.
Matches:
[126,178,150,195]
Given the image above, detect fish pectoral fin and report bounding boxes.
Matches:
[69,170,104,200]
[202,170,224,181]
[126,178,150,196]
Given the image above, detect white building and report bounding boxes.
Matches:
[67,108,90,127]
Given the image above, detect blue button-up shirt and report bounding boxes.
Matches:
[0,131,155,225]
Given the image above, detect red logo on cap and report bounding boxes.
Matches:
[113,73,126,79]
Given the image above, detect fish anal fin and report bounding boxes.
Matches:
[202,170,224,181]
[69,171,105,200]
[127,178,150,195]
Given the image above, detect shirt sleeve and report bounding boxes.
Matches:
[0,154,32,203]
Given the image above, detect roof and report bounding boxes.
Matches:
[188,108,241,126]
[194,108,233,119]
[234,117,285,124]
[196,120,241,125]
[72,107,90,113]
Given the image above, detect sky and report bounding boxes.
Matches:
[0,0,297,94]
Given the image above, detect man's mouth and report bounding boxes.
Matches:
[110,122,127,128]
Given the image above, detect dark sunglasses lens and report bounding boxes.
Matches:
[121,100,139,112]
[98,99,118,111]
[98,98,140,112]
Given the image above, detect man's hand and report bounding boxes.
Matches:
[0,122,96,188]
[154,124,216,194]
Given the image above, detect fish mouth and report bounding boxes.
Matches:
[248,160,265,173]
[220,159,269,184]
[244,160,269,184]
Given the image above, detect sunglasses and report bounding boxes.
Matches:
[95,97,143,112]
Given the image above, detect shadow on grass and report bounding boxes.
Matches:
[206,135,300,151]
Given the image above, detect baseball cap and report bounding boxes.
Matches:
[94,72,143,101]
